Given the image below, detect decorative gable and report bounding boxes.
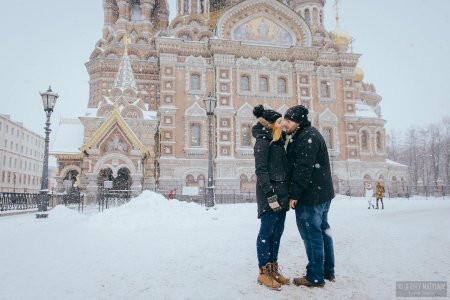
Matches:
[80,110,145,153]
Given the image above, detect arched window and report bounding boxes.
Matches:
[200,0,206,13]
[191,74,200,90]
[186,174,196,186]
[241,123,252,147]
[259,76,269,92]
[376,131,383,151]
[320,81,330,97]
[361,130,369,150]
[278,78,287,94]
[241,75,250,91]
[323,127,333,149]
[131,1,141,21]
[184,0,189,13]
[197,174,205,187]
[305,9,311,25]
[191,123,201,146]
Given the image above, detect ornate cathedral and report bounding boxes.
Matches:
[51,0,408,201]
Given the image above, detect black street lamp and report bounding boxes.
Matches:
[37,86,59,218]
[203,94,217,209]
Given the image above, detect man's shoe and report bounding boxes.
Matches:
[293,276,325,287]
[324,275,335,282]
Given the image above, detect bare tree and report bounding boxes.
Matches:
[405,127,419,185]
[386,116,450,189]
[443,117,450,185]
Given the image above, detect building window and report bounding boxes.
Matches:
[323,127,333,149]
[191,74,200,90]
[376,131,383,151]
[320,81,330,97]
[191,123,201,146]
[241,124,252,147]
[278,78,287,94]
[186,174,196,187]
[259,76,269,92]
[305,8,311,25]
[361,130,369,150]
[241,75,250,91]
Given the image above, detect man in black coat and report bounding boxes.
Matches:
[282,105,335,287]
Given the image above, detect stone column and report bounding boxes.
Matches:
[86,173,99,203]
[130,173,143,197]
[54,176,65,193]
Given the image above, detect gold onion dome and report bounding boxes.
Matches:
[333,27,351,46]
[353,66,364,82]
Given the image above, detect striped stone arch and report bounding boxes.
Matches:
[59,165,82,177]
[93,153,137,177]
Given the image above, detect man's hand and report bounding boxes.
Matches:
[290,199,297,209]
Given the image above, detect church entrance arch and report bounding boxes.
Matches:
[97,167,131,190]
[114,167,131,190]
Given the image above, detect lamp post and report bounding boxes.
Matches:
[37,86,59,218]
[203,94,217,209]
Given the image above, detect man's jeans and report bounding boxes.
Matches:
[257,210,287,267]
[295,200,334,284]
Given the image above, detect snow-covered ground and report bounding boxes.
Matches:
[1,192,449,300]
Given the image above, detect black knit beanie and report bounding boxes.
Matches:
[284,105,309,124]
[253,105,282,124]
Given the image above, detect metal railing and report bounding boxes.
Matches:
[53,189,85,213]
[0,193,39,212]
[97,189,132,211]
[158,188,257,206]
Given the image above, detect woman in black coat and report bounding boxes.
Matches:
[252,105,290,290]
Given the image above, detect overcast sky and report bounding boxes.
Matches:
[1,0,449,138]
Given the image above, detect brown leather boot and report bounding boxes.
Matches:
[293,276,325,288]
[257,264,282,291]
[270,262,290,285]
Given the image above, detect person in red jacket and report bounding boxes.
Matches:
[168,190,174,200]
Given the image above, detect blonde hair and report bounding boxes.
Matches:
[258,117,282,142]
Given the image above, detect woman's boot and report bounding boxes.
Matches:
[270,262,290,285]
[257,264,281,291]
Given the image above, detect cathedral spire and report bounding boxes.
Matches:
[334,0,340,28]
[113,35,137,90]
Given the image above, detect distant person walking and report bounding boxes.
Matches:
[375,182,385,209]
[365,183,374,209]
[168,190,174,200]
[252,105,290,291]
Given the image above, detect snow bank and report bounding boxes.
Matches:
[88,190,209,230]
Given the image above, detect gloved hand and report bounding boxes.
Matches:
[267,192,282,212]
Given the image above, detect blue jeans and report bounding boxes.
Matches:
[257,210,287,266]
[295,200,334,284]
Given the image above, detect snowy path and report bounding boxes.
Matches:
[1,192,449,300]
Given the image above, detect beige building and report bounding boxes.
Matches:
[0,115,44,193]
[51,0,408,200]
